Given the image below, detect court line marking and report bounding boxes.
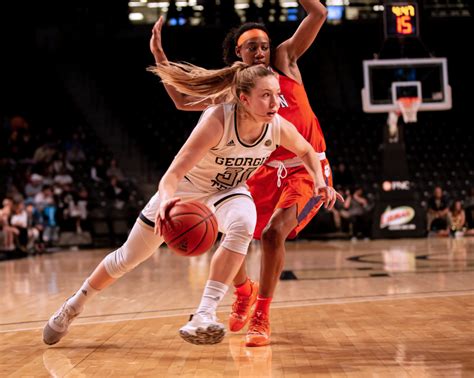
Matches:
[2,289,473,333]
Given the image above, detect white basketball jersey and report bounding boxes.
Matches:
[185,104,282,192]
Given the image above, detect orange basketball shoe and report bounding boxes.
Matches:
[245,311,271,347]
[229,280,259,332]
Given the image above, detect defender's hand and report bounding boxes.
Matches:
[150,16,166,63]
[315,186,344,210]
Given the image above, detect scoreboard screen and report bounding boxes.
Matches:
[384,3,419,38]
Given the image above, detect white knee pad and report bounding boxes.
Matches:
[216,196,256,255]
[104,221,163,278]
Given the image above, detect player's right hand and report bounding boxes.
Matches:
[155,197,181,235]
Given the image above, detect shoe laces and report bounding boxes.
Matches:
[232,290,253,314]
[196,311,217,323]
[249,311,269,335]
[54,304,75,325]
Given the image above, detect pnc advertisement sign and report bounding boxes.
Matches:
[382,180,411,191]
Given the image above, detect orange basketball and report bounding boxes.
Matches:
[162,201,218,257]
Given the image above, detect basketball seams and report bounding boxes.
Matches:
[188,203,214,254]
[208,210,218,239]
[188,216,209,255]
[166,215,211,245]
[187,201,213,217]
[199,203,217,238]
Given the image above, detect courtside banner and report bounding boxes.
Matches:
[380,206,415,230]
[372,200,425,238]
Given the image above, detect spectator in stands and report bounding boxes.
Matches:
[41,163,56,186]
[34,185,56,211]
[0,198,18,251]
[9,200,30,252]
[106,175,129,210]
[338,187,373,238]
[67,186,89,233]
[24,173,44,200]
[33,142,57,165]
[25,201,45,253]
[57,183,76,231]
[54,168,74,187]
[41,200,59,246]
[52,152,74,175]
[449,200,466,235]
[329,198,343,232]
[464,188,474,233]
[90,157,107,182]
[427,186,450,234]
[106,158,125,182]
[66,144,86,163]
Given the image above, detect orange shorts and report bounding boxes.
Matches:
[247,158,333,240]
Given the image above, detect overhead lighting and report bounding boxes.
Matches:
[282,2,298,8]
[148,2,168,8]
[129,2,144,7]
[129,12,145,21]
[328,0,350,5]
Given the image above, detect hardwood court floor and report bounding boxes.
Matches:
[1,237,473,377]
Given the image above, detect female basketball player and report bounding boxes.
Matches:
[150,0,331,346]
[43,63,342,346]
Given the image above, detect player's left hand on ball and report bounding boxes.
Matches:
[155,197,181,235]
[315,186,344,210]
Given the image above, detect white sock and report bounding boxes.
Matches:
[196,280,229,316]
[66,279,100,312]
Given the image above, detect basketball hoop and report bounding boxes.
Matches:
[397,97,421,123]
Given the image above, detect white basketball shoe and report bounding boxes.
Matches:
[179,312,225,345]
[43,302,82,345]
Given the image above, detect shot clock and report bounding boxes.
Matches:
[384,2,419,38]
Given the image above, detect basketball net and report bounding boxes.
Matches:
[397,97,421,123]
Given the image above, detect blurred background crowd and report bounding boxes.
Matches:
[1,0,472,257]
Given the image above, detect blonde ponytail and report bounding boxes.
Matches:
[148,61,276,105]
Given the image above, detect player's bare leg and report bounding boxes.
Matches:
[43,221,162,345]
[246,205,298,347]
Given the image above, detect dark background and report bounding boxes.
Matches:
[0,1,472,245]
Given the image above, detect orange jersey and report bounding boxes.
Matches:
[269,72,326,162]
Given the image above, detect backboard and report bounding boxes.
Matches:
[362,58,451,113]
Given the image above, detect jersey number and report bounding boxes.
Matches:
[215,167,257,187]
